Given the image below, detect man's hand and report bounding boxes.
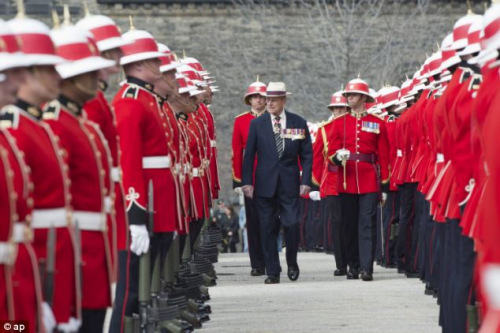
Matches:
[336,148,350,161]
[242,185,254,199]
[42,302,56,333]
[129,225,150,256]
[309,191,321,201]
[300,185,311,196]
[381,192,388,206]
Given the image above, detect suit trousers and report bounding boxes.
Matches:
[326,196,345,270]
[109,232,173,333]
[255,180,300,277]
[244,196,265,270]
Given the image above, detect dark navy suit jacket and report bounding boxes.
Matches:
[242,110,312,198]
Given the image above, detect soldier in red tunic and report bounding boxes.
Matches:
[45,21,117,332]
[310,91,349,276]
[77,11,133,282]
[0,19,45,333]
[4,16,81,332]
[110,26,172,332]
[327,79,389,281]
[232,81,267,276]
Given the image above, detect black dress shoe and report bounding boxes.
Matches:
[334,269,347,276]
[346,268,359,280]
[406,270,420,278]
[251,268,265,276]
[424,284,434,296]
[287,266,300,281]
[264,276,280,284]
[360,270,373,281]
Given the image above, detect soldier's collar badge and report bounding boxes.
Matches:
[58,95,82,116]
[126,76,155,92]
[15,99,42,121]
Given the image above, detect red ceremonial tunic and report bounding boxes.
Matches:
[0,128,42,333]
[198,103,220,200]
[2,101,80,323]
[231,111,260,188]
[184,112,209,219]
[176,112,192,231]
[43,96,112,309]
[312,119,339,196]
[113,77,180,233]
[427,68,472,220]
[84,89,128,254]
[385,115,399,192]
[327,112,390,194]
[0,138,16,322]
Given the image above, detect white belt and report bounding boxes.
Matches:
[13,222,31,243]
[397,149,403,157]
[0,242,16,264]
[73,211,106,231]
[31,208,70,229]
[111,167,121,182]
[210,140,217,148]
[142,156,171,169]
[104,196,113,214]
[192,168,200,177]
[436,153,445,163]
[183,163,191,175]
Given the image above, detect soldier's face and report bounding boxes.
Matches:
[71,71,99,101]
[346,93,366,108]
[266,96,286,115]
[201,86,212,105]
[330,106,349,118]
[249,94,266,111]
[29,66,61,102]
[99,48,123,81]
[386,105,398,114]
[0,68,26,108]
[141,58,162,82]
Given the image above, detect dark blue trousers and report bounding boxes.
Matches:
[244,196,265,270]
[256,179,300,277]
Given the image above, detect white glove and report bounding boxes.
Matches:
[382,192,388,202]
[234,187,243,195]
[57,317,81,333]
[309,191,321,201]
[484,264,500,309]
[129,225,150,256]
[42,302,56,333]
[336,149,350,161]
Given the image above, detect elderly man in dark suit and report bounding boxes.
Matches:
[242,82,313,284]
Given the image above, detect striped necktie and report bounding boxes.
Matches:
[274,116,283,158]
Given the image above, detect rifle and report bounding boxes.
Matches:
[43,226,56,307]
[138,180,154,333]
[74,221,83,296]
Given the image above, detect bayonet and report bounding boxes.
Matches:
[44,226,56,307]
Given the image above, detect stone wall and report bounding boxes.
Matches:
[0,0,485,202]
